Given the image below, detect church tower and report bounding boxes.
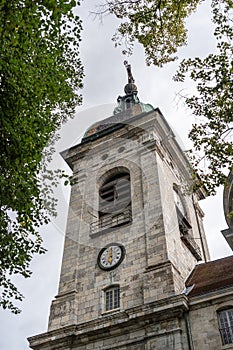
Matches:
[29,64,210,350]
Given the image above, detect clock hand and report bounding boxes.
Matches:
[108,247,113,264]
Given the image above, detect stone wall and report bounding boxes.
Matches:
[188,289,233,350]
[48,109,209,331]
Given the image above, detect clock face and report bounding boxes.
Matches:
[98,244,125,270]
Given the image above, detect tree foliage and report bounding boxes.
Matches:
[99,0,232,193]
[96,0,203,66]
[0,0,83,313]
[174,0,233,194]
[1,0,232,314]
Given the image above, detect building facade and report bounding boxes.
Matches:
[28,65,233,350]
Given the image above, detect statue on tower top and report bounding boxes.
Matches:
[123,60,138,95]
[124,60,135,84]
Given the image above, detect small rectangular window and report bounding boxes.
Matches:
[105,286,120,311]
[218,309,233,345]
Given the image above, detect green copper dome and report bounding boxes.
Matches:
[82,62,154,141]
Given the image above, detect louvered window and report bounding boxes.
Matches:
[173,187,191,235]
[173,186,201,260]
[89,173,132,232]
[99,173,131,217]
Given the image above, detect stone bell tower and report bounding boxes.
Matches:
[29,64,210,350]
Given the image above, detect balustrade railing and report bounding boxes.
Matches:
[90,208,132,234]
[181,233,202,261]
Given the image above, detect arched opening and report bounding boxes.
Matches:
[98,171,132,231]
[99,173,130,216]
[90,169,132,233]
[125,98,131,109]
[173,185,191,235]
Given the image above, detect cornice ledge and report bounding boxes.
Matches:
[28,294,188,349]
[188,285,233,307]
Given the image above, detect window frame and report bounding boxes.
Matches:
[218,308,233,346]
[103,285,120,313]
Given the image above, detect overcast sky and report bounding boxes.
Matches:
[1,1,232,349]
